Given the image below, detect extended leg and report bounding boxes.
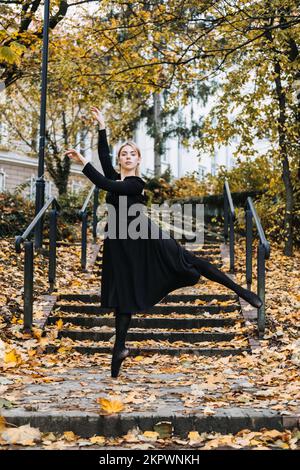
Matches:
[111,307,132,378]
[186,252,262,308]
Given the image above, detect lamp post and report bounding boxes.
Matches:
[34,0,50,249]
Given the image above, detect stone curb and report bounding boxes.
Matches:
[1,408,299,437]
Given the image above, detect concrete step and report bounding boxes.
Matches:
[1,406,291,438]
[57,329,237,343]
[95,262,224,270]
[45,344,250,357]
[96,247,222,257]
[42,240,81,246]
[57,293,238,303]
[179,237,223,244]
[95,254,223,265]
[47,316,238,328]
[52,304,240,315]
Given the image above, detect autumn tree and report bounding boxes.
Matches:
[1,1,299,253]
[0,79,93,195]
[192,1,300,256]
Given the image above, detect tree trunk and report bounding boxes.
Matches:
[153,91,162,177]
[274,59,294,256]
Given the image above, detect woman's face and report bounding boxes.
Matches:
[119,145,140,172]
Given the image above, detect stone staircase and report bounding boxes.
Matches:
[44,227,251,357]
[5,225,294,441]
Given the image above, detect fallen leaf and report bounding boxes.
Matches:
[1,424,41,446]
[97,397,125,414]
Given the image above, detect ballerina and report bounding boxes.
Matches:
[65,106,262,378]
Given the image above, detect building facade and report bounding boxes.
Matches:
[0,93,270,197]
[0,122,94,199]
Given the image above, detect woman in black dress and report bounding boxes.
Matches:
[65,106,262,378]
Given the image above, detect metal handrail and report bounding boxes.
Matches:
[224,180,235,219]
[223,179,235,272]
[79,185,95,216]
[15,196,60,332]
[246,198,270,257]
[245,197,270,338]
[15,197,60,252]
[78,184,100,271]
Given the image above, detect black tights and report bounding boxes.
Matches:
[188,253,243,294]
[185,251,262,307]
[113,307,132,352]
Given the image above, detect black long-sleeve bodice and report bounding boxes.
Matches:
[97,128,119,180]
[82,129,147,208]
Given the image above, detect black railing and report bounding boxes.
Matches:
[15,197,60,333]
[223,180,235,273]
[78,185,100,271]
[245,197,270,338]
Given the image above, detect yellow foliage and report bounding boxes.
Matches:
[97,397,125,414]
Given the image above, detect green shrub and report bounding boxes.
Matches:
[0,188,103,242]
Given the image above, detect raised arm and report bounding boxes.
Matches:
[82,161,145,195]
[98,128,119,180]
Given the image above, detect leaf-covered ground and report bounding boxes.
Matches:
[0,232,299,450]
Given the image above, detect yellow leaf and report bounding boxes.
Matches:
[133,356,144,361]
[90,435,106,445]
[1,424,41,446]
[263,430,284,440]
[4,349,22,365]
[97,397,124,414]
[28,349,37,357]
[38,337,50,347]
[188,431,203,442]
[32,328,43,339]
[56,319,64,330]
[250,439,262,446]
[143,431,159,441]
[0,416,7,432]
[63,431,76,441]
[0,46,19,65]
[57,345,73,354]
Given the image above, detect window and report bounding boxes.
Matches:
[146,168,154,177]
[0,168,6,192]
[162,146,169,163]
[71,179,84,194]
[76,128,88,158]
[0,122,8,145]
[211,152,217,176]
[198,165,206,181]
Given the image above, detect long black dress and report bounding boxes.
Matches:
[81,129,201,313]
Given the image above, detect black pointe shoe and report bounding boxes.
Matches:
[238,287,263,309]
[111,347,130,378]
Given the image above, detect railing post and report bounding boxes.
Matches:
[257,243,266,338]
[246,208,253,289]
[16,196,61,332]
[229,213,235,273]
[49,208,57,292]
[224,185,228,242]
[34,177,46,250]
[23,240,34,333]
[92,187,99,243]
[81,211,88,271]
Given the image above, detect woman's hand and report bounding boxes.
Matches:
[64,148,86,165]
[90,106,106,129]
